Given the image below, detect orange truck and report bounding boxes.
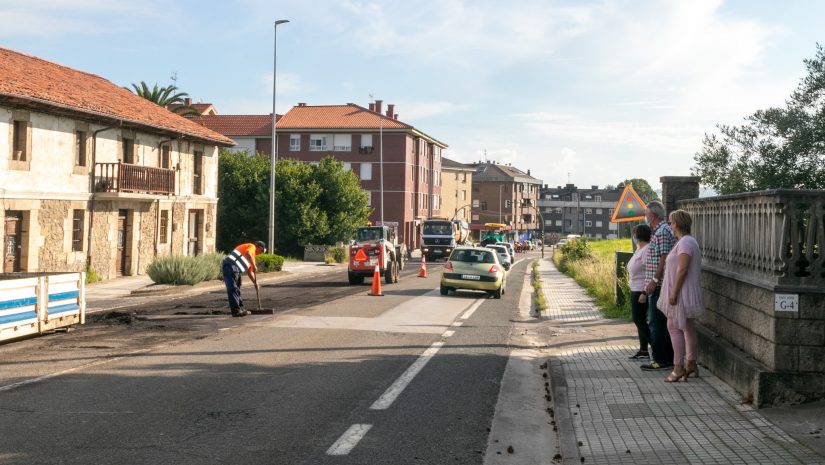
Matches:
[348,224,407,285]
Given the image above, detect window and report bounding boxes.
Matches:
[71,210,84,252]
[289,135,300,151]
[360,134,373,149]
[596,208,603,215]
[160,145,171,169]
[504,200,512,208]
[472,214,479,221]
[75,131,87,166]
[555,220,562,226]
[160,210,169,244]
[596,221,603,227]
[585,208,592,214]
[410,193,414,210]
[472,199,480,208]
[193,150,203,195]
[461,190,467,201]
[12,120,28,161]
[481,201,488,211]
[462,173,467,182]
[333,134,351,151]
[309,135,327,151]
[555,208,563,214]
[342,162,352,171]
[595,195,602,201]
[122,138,134,164]
[585,220,592,227]
[360,163,372,180]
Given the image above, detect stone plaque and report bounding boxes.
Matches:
[774,294,799,312]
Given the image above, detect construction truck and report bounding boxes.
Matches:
[348,223,407,285]
[420,218,470,262]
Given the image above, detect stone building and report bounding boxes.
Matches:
[440,157,474,222]
[468,162,542,241]
[538,184,624,240]
[0,47,233,279]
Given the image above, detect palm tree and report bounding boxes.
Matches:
[126,81,199,117]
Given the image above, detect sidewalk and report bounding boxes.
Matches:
[85,260,345,313]
[536,257,825,465]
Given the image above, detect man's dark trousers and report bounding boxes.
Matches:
[648,287,673,365]
[222,259,244,314]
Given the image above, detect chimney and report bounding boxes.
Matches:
[184,97,192,105]
[394,114,399,120]
[369,103,375,112]
[375,100,383,114]
[298,102,307,107]
[527,169,531,176]
[386,104,395,117]
[591,185,598,190]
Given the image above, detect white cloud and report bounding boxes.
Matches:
[394,101,473,120]
[0,0,164,37]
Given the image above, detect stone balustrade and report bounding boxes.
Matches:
[680,189,825,292]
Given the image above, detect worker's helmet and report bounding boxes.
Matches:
[255,240,267,254]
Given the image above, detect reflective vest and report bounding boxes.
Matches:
[225,243,256,272]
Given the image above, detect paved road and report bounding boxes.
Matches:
[0,255,537,465]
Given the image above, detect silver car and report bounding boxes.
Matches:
[488,244,511,271]
[496,242,515,258]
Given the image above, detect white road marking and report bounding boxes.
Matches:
[370,341,445,410]
[326,424,372,456]
[442,330,455,338]
[461,298,485,320]
[451,321,464,327]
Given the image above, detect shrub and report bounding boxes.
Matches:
[531,260,548,313]
[560,239,592,261]
[256,253,285,272]
[85,265,101,284]
[324,246,348,264]
[147,253,225,285]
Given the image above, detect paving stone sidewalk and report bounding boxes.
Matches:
[537,257,825,465]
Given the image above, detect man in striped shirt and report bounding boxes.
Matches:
[222,241,266,317]
[641,201,677,371]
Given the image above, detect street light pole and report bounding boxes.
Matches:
[380,107,384,224]
[268,19,289,254]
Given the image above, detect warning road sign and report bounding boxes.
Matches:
[610,184,647,223]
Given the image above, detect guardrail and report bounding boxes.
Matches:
[0,272,86,343]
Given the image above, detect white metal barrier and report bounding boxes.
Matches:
[0,272,85,343]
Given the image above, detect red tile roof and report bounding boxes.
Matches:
[277,104,411,130]
[0,47,233,146]
[168,102,217,115]
[197,114,278,137]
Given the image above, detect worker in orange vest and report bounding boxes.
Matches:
[222,241,266,317]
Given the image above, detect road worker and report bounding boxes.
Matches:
[222,240,266,317]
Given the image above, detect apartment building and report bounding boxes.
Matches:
[0,47,233,279]
[440,157,474,222]
[468,162,542,240]
[273,101,447,252]
[198,113,276,155]
[538,184,624,239]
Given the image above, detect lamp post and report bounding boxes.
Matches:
[268,19,289,254]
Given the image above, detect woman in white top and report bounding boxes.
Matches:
[626,224,652,360]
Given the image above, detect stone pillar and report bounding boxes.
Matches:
[660,176,700,214]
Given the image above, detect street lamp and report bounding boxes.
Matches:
[268,19,289,254]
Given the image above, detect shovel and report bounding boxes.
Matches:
[250,282,274,315]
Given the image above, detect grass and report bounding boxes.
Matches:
[553,239,633,319]
[531,260,548,314]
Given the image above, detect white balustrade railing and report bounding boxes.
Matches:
[679,189,825,292]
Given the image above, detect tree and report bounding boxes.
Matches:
[216,150,370,257]
[616,178,660,203]
[126,81,198,116]
[692,44,825,194]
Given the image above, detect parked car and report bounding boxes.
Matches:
[487,244,511,271]
[496,242,515,258]
[440,246,507,299]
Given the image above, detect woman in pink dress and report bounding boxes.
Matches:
[657,209,704,382]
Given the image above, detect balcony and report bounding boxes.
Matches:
[94,162,175,195]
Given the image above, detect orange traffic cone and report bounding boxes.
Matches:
[369,265,384,296]
[418,255,427,278]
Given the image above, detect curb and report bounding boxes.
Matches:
[548,357,581,465]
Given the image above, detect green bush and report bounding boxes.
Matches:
[531,261,548,312]
[256,253,285,272]
[146,253,225,285]
[85,265,101,284]
[324,246,348,264]
[560,240,592,261]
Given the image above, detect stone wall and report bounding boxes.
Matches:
[664,178,825,407]
[659,176,699,215]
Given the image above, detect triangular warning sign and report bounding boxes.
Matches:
[353,249,367,261]
[610,184,647,223]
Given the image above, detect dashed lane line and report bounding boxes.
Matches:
[369,341,445,410]
[326,424,373,456]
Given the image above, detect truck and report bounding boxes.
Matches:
[479,223,507,247]
[348,224,407,285]
[420,218,470,261]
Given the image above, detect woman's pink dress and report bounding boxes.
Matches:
[657,235,704,329]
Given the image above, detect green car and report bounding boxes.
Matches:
[440,246,507,299]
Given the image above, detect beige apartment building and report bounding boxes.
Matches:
[440,157,474,222]
[0,47,233,279]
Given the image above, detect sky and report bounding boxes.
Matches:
[1,0,822,191]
